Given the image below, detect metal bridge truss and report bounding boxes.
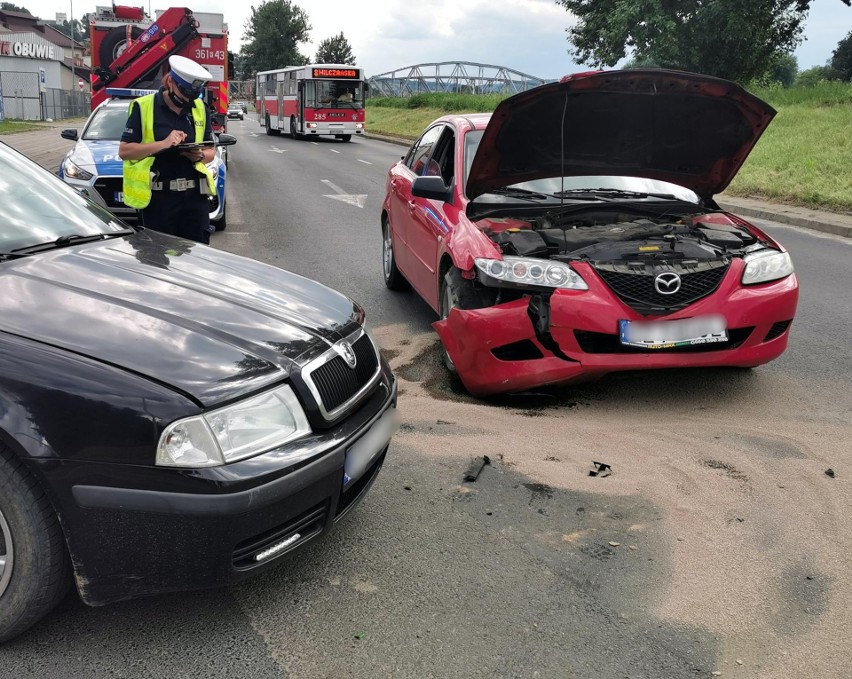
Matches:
[368,61,548,97]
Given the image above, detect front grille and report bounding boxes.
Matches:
[594,262,729,314]
[308,333,379,415]
[763,320,792,342]
[231,501,328,569]
[93,176,125,208]
[574,327,754,354]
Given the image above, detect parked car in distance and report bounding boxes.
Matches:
[237,100,248,113]
[0,140,397,642]
[381,68,798,396]
[227,103,244,120]
[58,91,231,230]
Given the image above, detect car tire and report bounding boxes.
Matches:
[99,26,144,65]
[382,217,410,291]
[0,447,71,643]
[265,114,276,136]
[341,135,352,142]
[214,202,227,231]
[290,117,300,139]
[439,269,462,374]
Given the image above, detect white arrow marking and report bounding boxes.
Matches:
[250,133,259,137]
[269,147,286,153]
[322,179,367,208]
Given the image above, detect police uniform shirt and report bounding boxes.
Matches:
[121,88,213,183]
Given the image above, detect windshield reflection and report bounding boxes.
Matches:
[0,142,128,252]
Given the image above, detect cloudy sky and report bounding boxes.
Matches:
[15,0,852,79]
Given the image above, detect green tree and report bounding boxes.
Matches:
[0,2,31,13]
[239,0,311,77]
[314,32,356,65]
[554,0,851,83]
[796,65,841,86]
[830,30,852,80]
[766,53,799,87]
[50,19,84,43]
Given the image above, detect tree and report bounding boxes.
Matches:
[796,65,841,86]
[50,19,84,43]
[239,0,311,77]
[554,0,852,84]
[766,53,799,87]
[830,30,852,80]
[0,2,31,13]
[314,32,356,65]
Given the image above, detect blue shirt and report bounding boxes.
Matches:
[121,88,213,182]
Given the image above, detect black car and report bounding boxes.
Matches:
[0,141,397,642]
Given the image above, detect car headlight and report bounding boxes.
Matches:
[63,159,93,181]
[156,385,311,468]
[742,250,794,285]
[475,256,589,290]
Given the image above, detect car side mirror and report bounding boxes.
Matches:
[60,129,78,141]
[216,133,237,147]
[411,175,451,202]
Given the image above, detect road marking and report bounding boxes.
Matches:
[269,147,286,153]
[322,179,367,208]
[311,142,320,146]
[330,149,341,154]
[357,159,372,165]
[250,133,259,137]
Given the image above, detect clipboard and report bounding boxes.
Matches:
[175,140,216,150]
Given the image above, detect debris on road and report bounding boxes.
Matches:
[825,468,836,478]
[589,461,612,477]
[463,455,491,482]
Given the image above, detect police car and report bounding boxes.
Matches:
[59,89,229,230]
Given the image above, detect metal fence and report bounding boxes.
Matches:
[229,80,255,106]
[0,71,90,121]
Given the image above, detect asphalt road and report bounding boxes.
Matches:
[1,120,850,679]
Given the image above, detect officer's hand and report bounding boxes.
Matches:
[179,148,206,163]
[161,130,187,150]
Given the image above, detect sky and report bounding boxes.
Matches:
[12,0,852,80]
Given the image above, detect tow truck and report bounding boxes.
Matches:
[88,5,229,133]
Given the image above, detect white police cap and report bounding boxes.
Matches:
[168,55,213,91]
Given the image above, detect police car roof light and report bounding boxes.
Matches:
[105,87,159,98]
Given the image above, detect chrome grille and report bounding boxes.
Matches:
[594,262,729,314]
[303,330,381,420]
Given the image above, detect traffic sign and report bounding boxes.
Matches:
[78,78,85,91]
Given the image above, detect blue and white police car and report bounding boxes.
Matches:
[58,89,228,230]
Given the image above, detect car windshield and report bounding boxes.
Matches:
[82,105,130,141]
[463,129,699,204]
[0,142,128,252]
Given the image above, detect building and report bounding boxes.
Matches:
[1,9,90,120]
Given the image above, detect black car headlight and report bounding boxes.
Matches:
[475,256,588,290]
[156,385,311,468]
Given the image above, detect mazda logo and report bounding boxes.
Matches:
[654,272,682,295]
[334,340,357,369]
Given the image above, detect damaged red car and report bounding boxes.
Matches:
[380,69,798,396]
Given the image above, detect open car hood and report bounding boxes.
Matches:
[466,69,776,202]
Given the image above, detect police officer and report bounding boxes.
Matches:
[119,55,217,244]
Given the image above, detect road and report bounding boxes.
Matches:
[1,119,850,679]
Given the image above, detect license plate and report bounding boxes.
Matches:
[619,315,728,349]
[114,191,124,203]
[343,407,399,487]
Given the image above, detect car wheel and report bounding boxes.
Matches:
[439,270,462,374]
[382,217,410,291]
[99,26,143,64]
[214,202,227,231]
[341,135,352,142]
[0,448,71,643]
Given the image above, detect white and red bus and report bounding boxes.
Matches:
[256,64,366,141]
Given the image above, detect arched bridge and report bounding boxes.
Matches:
[368,61,550,97]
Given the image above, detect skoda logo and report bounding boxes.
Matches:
[654,272,682,295]
[334,340,357,369]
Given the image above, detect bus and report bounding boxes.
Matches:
[256,64,366,141]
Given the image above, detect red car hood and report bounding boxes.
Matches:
[466,69,776,201]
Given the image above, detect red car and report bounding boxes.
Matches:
[381,69,798,396]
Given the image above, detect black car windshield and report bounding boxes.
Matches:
[0,142,128,252]
[82,105,130,141]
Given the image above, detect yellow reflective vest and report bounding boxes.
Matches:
[122,94,216,209]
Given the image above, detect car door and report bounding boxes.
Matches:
[406,125,456,303]
[387,125,444,281]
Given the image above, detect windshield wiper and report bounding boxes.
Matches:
[12,230,135,254]
[553,188,678,200]
[486,187,553,201]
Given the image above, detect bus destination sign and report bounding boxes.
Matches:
[312,68,359,79]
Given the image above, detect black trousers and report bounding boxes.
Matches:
[140,187,212,244]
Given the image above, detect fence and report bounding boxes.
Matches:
[0,71,90,121]
[229,80,255,107]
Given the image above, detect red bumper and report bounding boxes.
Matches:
[433,263,799,396]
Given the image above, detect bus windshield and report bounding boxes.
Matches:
[306,80,363,108]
